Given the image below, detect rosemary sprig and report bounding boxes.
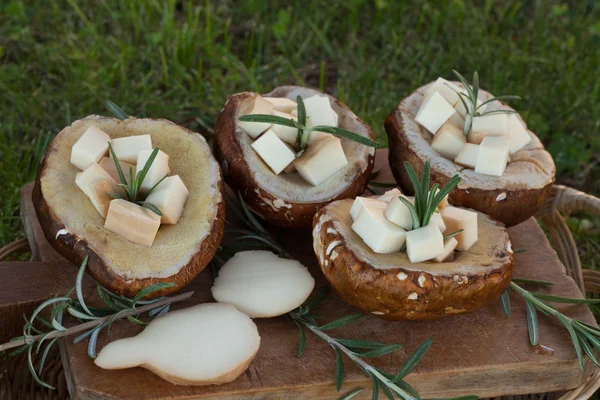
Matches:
[0,256,188,389]
[238,95,382,154]
[106,143,166,216]
[401,161,460,229]
[500,281,600,369]
[449,70,521,136]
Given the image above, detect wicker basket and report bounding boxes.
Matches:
[0,184,599,400]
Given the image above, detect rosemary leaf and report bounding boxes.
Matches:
[131,282,176,307]
[478,109,518,117]
[67,307,100,320]
[532,293,600,304]
[511,278,554,286]
[319,313,364,331]
[36,331,57,354]
[297,95,308,150]
[339,388,364,400]
[443,229,463,240]
[294,320,307,358]
[76,256,94,316]
[38,337,58,375]
[393,338,432,382]
[133,147,160,200]
[513,248,528,254]
[368,181,398,188]
[336,339,389,350]
[105,99,129,120]
[107,143,129,188]
[310,125,383,148]
[398,196,420,230]
[359,343,403,359]
[499,290,511,317]
[333,344,345,391]
[370,372,380,400]
[478,95,521,109]
[556,314,584,369]
[238,114,299,128]
[28,346,54,390]
[524,300,539,346]
[146,173,169,197]
[579,335,600,367]
[139,201,163,216]
[302,286,330,310]
[87,326,102,359]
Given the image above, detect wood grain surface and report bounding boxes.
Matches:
[12,150,598,399]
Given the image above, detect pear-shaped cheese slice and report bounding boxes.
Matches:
[211,250,315,318]
[95,303,260,386]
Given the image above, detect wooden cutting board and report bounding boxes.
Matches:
[15,150,598,399]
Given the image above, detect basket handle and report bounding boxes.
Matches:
[537,185,600,295]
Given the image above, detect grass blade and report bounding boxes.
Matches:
[238,114,298,128]
[524,300,539,345]
[393,338,433,382]
[319,313,364,331]
[499,290,511,316]
[105,99,128,120]
[309,126,383,148]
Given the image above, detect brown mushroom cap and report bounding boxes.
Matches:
[34,116,225,298]
[312,199,514,320]
[385,82,555,227]
[214,86,375,228]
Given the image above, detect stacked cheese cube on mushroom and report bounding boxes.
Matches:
[416,77,532,176]
[70,126,189,247]
[238,94,348,186]
[350,189,478,263]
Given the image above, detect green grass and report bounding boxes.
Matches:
[1,0,599,251]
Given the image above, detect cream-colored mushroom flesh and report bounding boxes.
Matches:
[39,116,222,280]
[399,82,554,191]
[236,87,374,203]
[314,199,511,277]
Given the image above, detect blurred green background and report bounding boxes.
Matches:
[1,0,599,254]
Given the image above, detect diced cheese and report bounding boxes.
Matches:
[424,78,463,106]
[454,143,480,169]
[507,114,532,154]
[294,136,347,186]
[455,95,487,118]
[405,223,444,263]
[448,111,465,130]
[377,188,403,203]
[384,195,414,230]
[290,109,298,118]
[440,206,478,251]
[238,95,273,138]
[70,126,111,170]
[99,157,136,184]
[263,97,297,113]
[270,110,298,146]
[75,164,121,217]
[475,136,509,176]
[136,149,170,193]
[251,129,295,175]
[104,199,161,247]
[415,92,457,134]
[429,212,446,233]
[352,206,406,254]
[303,95,336,144]
[433,237,459,263]
[431,121,466,160]
[468,114,508,144]
[350,197,387,221]
[144,175,190,224]
[110,135,152,164]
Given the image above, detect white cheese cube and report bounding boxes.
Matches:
[405,224,445,263]
[431,121,466,160]
[109,135,152,164]
[145,175,190,224]
[429,212,446,233]
[86,180,117,218]
[271,110,298,146]
[331,109,339,127]
[263,97,297,113]
[384,195,414,230]
[377,188,403,203]
[424,78,463,106]
[251,129,295,175]
[507,114,532,154]
[475,136,509,176]
[415,92,457,134]
[352,206,406,254]
[350,197,387,221]
[70,126,111,170]
[433,237,459,263]
[136,149,170,193]
[294,136,347,186]
[75,164,121,217]
[290,108,298,117]
[448,112,465,130]
[454,143,480,169]
[76,163,117,199]
[99,157,136,184]
[454,95,487,118]
[468,114,508,144]
[238,95,273,138]
[303,95,336,127]
[440,206,478,251]
[104,199,161,247]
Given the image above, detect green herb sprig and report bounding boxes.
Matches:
[449,70,521,136]
[238,95,382,155]
[400,161,461,230]
[106,144,167,216]
[1,257,188,390]
[500,280,600,369]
